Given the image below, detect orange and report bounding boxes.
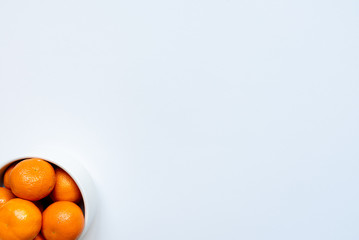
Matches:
[33,233,45,240]
[0,187,15,207]
[10,158,56,201]
[0,198,42,240]
[3,163,16,189]
[42,201,84,240]
[51,168,82,202]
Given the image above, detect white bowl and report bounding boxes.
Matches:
[0,154,97,239]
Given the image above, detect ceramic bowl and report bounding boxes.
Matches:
[0,155,97,239]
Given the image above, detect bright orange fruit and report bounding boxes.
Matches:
[42,201,85,240]
[3,163,16,189]
[0,198,42,240]
[51,168,82,202]
[10,158,56,201]
[0,187,15,207]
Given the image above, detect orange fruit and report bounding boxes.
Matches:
[33,233,45,240]
[50,168,82,202]
[42,201,84,240]
[0,198,42,240]
[3,163,16,189]
[10,158,56,201]
[0,187,15,207]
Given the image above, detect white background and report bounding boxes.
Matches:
[1,0,359,239]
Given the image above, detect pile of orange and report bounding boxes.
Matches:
[0,158,84,240]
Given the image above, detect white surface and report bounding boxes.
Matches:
[0,1,359,239]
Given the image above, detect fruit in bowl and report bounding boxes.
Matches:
[0,158,85,240]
